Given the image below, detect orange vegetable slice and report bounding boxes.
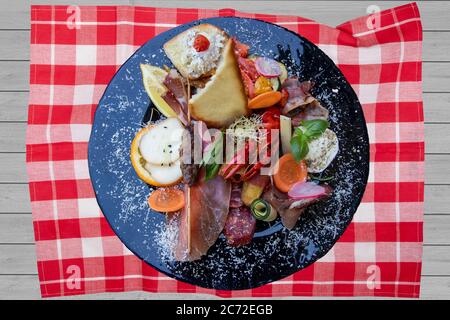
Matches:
[254,76,273,96]
[148,188,185,213]
[248,91,282,109]
[273,153,308,193]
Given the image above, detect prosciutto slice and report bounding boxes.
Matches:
[162,69,189,125]
[290,100,329,127]
[281,78,316,115]
[262,185,332,230]
[174,169,232,261]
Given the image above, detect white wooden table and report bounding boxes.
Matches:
[0,0,449,300]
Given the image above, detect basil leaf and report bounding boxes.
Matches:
[290,131,309,162]
[301,119,329,140]
[204,163,221,181]
[294,126,304,136]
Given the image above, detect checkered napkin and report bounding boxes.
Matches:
[27,3,423,298]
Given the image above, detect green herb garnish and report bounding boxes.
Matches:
[290,119,329,162]
[204,163,221,181]
[202,131,223,182]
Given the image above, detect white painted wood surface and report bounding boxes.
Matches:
[0,0,449,300]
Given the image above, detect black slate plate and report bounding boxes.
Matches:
[88,17,370,290]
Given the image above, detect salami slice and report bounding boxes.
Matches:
[223,206,256,247]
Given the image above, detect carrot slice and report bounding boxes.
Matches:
[148,188,185,213]
[273,153,308,193]
[248,91,282,109]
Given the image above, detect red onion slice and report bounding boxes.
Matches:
[255,57,282,78]
[288,181,328,200]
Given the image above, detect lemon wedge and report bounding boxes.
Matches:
[140,64,177,118]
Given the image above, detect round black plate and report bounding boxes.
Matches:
[88,17,369,290]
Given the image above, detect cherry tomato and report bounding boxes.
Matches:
[193,34,210,52]
[254,76,273,96]
[241,70,255,98]
[262,108,281,130]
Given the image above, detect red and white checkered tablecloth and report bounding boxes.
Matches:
[27,2,424,298]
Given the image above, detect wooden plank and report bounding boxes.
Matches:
[0,61,28,91]
[0,153,447,184]
[4,184,448,215]
[0,273,449,300]
[420,276,450,299]
[1,90,449,124]
[3,60,449,92]
[423,31,450,62]
[3,123,448,154]
[0,245,37,274]
[0,92,29,122]
[0,276,41,300]
[0,153,27,183]
[423,62,450,92]
[422,246,450,276]
[0,184,31,213]
[0,31,29,61]
[1,1,450,31]
[0,123,26,152]
[425,185,450,214]
[2,182,446,215]
[0,182,445,214]
[0,214,34,243]
[4,123,447,154]
[0,243,448,275]
[423,93,450,123]
[424,216,450,244]
[425,124,450,154]
[0,274,445,299]
[0,213,447,244]
[425,154,450,185]
[0,28,447,62]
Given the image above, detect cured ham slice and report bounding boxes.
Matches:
[281,78,316,115]
[290,100,329,127]
[262,185,332,230]
[229,183,243,208]
[174,169,231,261]
[162,69,189,125]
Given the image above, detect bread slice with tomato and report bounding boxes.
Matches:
[163,23,229,80]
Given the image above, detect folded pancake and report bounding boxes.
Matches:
[188,39,250,128]
[163,24,229,80]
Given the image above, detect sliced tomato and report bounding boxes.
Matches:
[193,34,210,52]
[240,68,255,98]
[238,57,259,82]
[232,37,249,58]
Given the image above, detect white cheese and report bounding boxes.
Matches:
[139,118,183,165]
[304,128,339,173]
